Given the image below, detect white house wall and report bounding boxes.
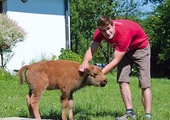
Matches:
[5,0,68,71]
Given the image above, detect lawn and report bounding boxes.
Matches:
[0,73,170,120]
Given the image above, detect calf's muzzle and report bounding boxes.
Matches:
[101,79,107,87]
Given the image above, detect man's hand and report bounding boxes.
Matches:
[79,63,89,72]
[102,50,125,74]
[79,42,99,72]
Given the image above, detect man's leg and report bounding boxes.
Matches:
[142,87,152,114]
[133,44,152,119]
[116,54,136,120]
[119,82,133,110]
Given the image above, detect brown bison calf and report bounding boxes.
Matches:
[19,60,107,120]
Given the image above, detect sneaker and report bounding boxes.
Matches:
[116,112,136,120]
[143,114,151,120]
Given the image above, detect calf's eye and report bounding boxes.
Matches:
[94,73,98,76]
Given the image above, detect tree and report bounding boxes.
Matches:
[0,14,26,69]
[141,0,164,5]
[70,0,142,64]
[141,1,170,78]
[70,0,116,64]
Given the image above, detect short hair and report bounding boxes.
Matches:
[97,16,113,29]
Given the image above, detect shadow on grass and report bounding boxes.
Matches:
[19,113,62,120]
[18,107,145,120]
[18,108,123,120]
[73,107,122,120]
[19,104,123,120]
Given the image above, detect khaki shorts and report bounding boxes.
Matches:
[117,44,151,88]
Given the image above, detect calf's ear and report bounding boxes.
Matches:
[84,68,91,74]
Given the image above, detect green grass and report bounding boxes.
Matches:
[0,73,170,120]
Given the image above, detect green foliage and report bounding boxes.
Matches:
[58,48,83,63]
[70,0,169,77]
[141,1,170,78]
[70,0,118,64]
[29,53,57,64]
[141,0,164,5]
[0,68,13,79]
[25,48,83,66]
[70,0,151,64]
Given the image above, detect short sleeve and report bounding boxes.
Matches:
[93,29,103,43]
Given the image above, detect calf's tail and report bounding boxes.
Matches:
[18,65,29,84]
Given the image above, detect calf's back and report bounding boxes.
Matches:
[21,60,82,91]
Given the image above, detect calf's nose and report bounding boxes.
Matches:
[103,80,107,84]
[101,79,107,87]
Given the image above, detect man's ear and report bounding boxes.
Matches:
[84,68,91,74]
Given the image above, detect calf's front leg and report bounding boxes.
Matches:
[68,94,74,120]
[61,97,69,120]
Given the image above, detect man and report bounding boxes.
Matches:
[79,15,152,120]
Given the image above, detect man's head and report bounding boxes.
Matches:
[97,15,115,39]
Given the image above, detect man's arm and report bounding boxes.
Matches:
[79,42,100,72]
[102,50,125,74]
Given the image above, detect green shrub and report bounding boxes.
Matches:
[29,53,57,64]
[58,48,83,63]
[26,48,83,65]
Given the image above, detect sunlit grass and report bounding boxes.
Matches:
[0,73,170,119]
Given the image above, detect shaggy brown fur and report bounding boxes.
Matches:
[19,60,107,120]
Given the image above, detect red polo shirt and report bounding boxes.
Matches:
[93,20,149,52]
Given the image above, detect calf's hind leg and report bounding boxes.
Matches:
[26,90,34,118]
[28,90,43,120]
